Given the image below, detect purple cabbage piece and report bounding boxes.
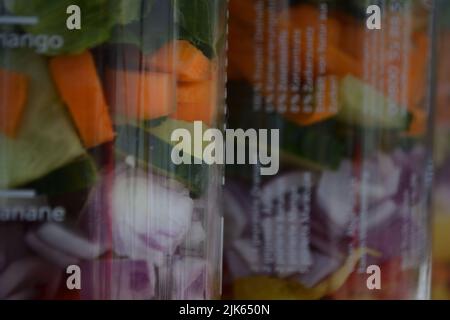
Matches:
[81,259,155,300]
[366,206,424,264]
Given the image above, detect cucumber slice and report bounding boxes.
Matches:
[279,118,345,170]
[148,119,211,160]
[0,50,85,189]
[337,75,412,130]
[115,120,210,196]
[227,82,345,172]
[28,156,98,196]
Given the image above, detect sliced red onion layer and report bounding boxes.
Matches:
[113,225,165,266]
[34,223,107,260]
[171,257,210,300]
[224,147,427,289]
[317,152,402,232]
[181,221,206,251]
[317,160,354,230]
[81,259,155,300]
[78,168,114,250]
[367,212,423,264]
[366,200,397,230]
[25,231,79,268]
[223,181,252,243]
[362,152,401,204]
[260,216,313,276]
[393,146,426,171]
[111,168,193,257]
[0,256,59,299]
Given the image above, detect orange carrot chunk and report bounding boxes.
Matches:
[172,78,218,126]
[0,69,28,138]
[106,69,176,121]
[326,46,362,79]
[405,107,426,137]
[50,51,115,148]
[146,40,212,82]
[279,4,342,46]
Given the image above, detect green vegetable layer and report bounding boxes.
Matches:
[0,50,85,188]
[8,0,153,55]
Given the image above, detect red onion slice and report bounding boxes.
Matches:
[0,256,59,299]
[81,259,155,300]
[171,257,210,300]
[25,231,79,268]
[35,223,106,260]
[181,221,206,251]
[111,169,193,256]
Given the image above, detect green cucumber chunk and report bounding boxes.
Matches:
[337,75,412,130]
[0,50,85,189]
[115,119,210,196]
[227,82,345,172]
[28,156,98,196]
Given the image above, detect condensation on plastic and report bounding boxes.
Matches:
[0,0,226,300]
[224,0,436,300]
[432,0,450,300]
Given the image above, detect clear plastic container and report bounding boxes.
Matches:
[224,0,435,300]
[0,0,226,300]
[432,0,450,300]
